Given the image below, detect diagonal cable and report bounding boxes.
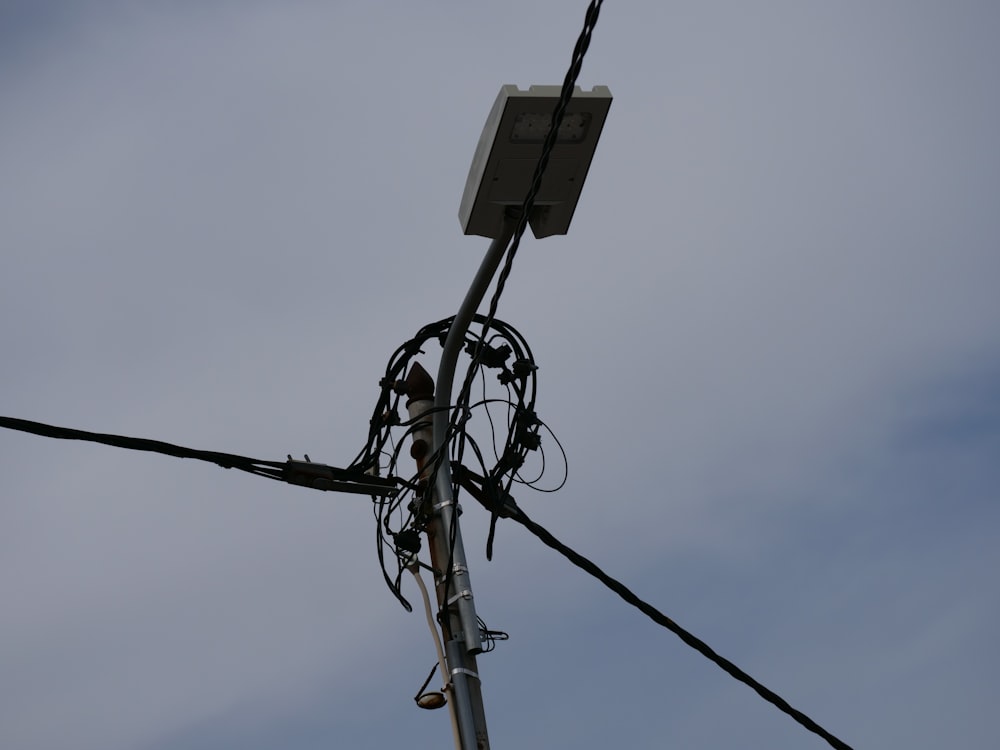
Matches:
[1,415,279,472]
[480,0,604,338]
[456,469,855,750]
[1,415,398,497]
[461,0,605,558]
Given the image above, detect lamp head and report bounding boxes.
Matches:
[459,84,612,239]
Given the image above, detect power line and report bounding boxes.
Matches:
[454,0,605,562]
[0,415,397,497]
[457,469,855,750]
[480,0,605,333]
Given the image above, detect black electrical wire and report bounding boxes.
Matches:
[476,0,605,348]
[515,416,568,493]
[477,616,509,654]
[494,496,855,750]
[0,416,285,479]
[413,662,441,705]
[443,0,603,563]
[365,314,552,605]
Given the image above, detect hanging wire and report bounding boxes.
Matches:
[356,314,565,607]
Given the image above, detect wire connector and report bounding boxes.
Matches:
[465,341,512,369]
[378,377,410,396]
[520,431,541,450]
[512,358,537,378]
[393,529,422,555]
[282,458,399,498]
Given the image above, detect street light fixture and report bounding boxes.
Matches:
[425,83,611,750]
[459,84,613,239]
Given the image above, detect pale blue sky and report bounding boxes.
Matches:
[2,2,999,748]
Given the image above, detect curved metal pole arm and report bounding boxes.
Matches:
[431,216,517,653]
[432,217,517,494]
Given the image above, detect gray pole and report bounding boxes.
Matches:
[433,216,517,649]
[406,364,491,750]
[406,216,516,750]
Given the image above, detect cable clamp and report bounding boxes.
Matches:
[450,667,480,681]
[431,499,455,513]
[283,459,398,498]
[446,589,473,606]
[432,567,468,588]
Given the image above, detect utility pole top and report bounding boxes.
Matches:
[404,361,435,403]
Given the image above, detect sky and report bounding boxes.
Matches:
[2,1,999,748]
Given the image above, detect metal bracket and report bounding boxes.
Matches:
[446,590,473,606]
[435,566,469,588]
[450,667,480,681]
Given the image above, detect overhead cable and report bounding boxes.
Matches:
[458,473,855,750]
[456,0,604,558]
[0,416,397,497]
[478,0,605,335]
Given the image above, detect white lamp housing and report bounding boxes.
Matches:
[459,84,612,239]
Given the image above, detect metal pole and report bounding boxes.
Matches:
[405,217,516,750]
[433,217,517,654]
[406,364,489,750]
[404,367,463,750]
